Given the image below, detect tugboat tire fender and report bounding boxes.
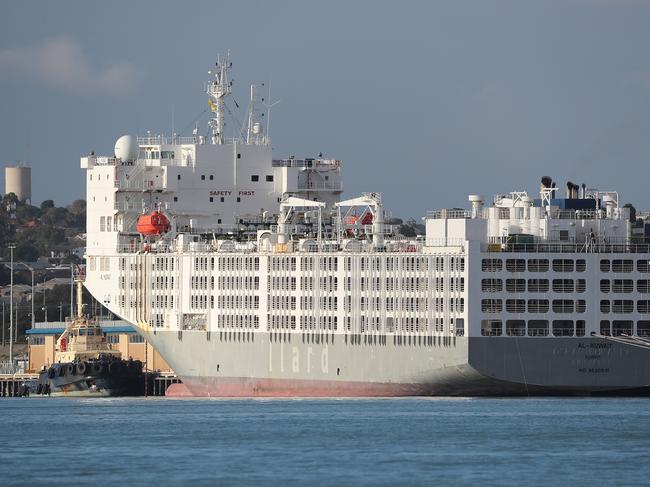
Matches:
[76,361,87,375]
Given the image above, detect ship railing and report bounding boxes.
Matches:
[297,181,343,191]
[426,209,471,219]
[137,135,241,145]
[424,238,465,248]
[484,241,650,254]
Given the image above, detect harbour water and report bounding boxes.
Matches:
[2,397,649,486]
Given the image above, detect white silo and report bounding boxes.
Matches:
[4,164,31,203]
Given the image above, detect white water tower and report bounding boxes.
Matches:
[4,163,31,203]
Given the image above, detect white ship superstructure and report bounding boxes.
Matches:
[82,56,650,396]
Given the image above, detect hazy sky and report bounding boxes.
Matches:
[1,0,649,218]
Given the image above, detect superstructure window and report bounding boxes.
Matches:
[576,320,586,336]
[612,259,633,273]
[612,279,633,293]
[600,280,610,293]
[552,279,574,293]
[576,300,586,313]
[552,259,574,272]
[177,174,181,180]
[527,259,549,272]
[481,319,502,336]
[600,259,610,272]
[600,300,610,314]
[201,175,205,180]
[527,299,549,313]
[552,320,574,337]
[505,299,526,313]
[266,175,274,182]
[506,320,526,336]
[612,300,634,313]
[600,320,611,336]
[552,300,574,313]
[576,279,586,293]
[506,259,525,273]
[528,320,549,337]
[481,278,502,292]
[637,300,650,314]
[482,259,502,272]
[527,279,549,293]
[576,259,586,272]
[637,260,650,273]
[638,321,650,337]
[612,320,633,336]
[505,279,525,293]
[251,175,259,182]
[638,280,650,293]
[481,299,502,313]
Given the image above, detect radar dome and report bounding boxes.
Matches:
[114,135,139,162]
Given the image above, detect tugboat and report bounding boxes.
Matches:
[36,274,149,397]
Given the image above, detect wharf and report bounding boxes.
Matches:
[151,373,182,396]
[0,374,39,397]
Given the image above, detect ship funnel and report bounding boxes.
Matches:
[468,195,484,219]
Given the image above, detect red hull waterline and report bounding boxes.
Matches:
[166,376,456,398]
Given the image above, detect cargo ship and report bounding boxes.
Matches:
[80,54,650,396]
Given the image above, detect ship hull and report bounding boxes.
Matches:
[141,329,650,397]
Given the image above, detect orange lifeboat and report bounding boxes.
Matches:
[136,211,170,235]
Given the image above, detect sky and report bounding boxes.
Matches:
[1,0,649,219]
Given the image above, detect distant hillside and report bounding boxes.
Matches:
[0,193,85,265]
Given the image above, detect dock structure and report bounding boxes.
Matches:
[0,374,39,397]
[151,373,182,396]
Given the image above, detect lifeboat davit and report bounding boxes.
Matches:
[136,211,170,235]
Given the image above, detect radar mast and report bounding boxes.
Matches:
[206,52,232,144]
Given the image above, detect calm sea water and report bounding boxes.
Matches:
[1,397,649,486]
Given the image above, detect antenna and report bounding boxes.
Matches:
[206,52,233,144]
[262,74,280,143]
